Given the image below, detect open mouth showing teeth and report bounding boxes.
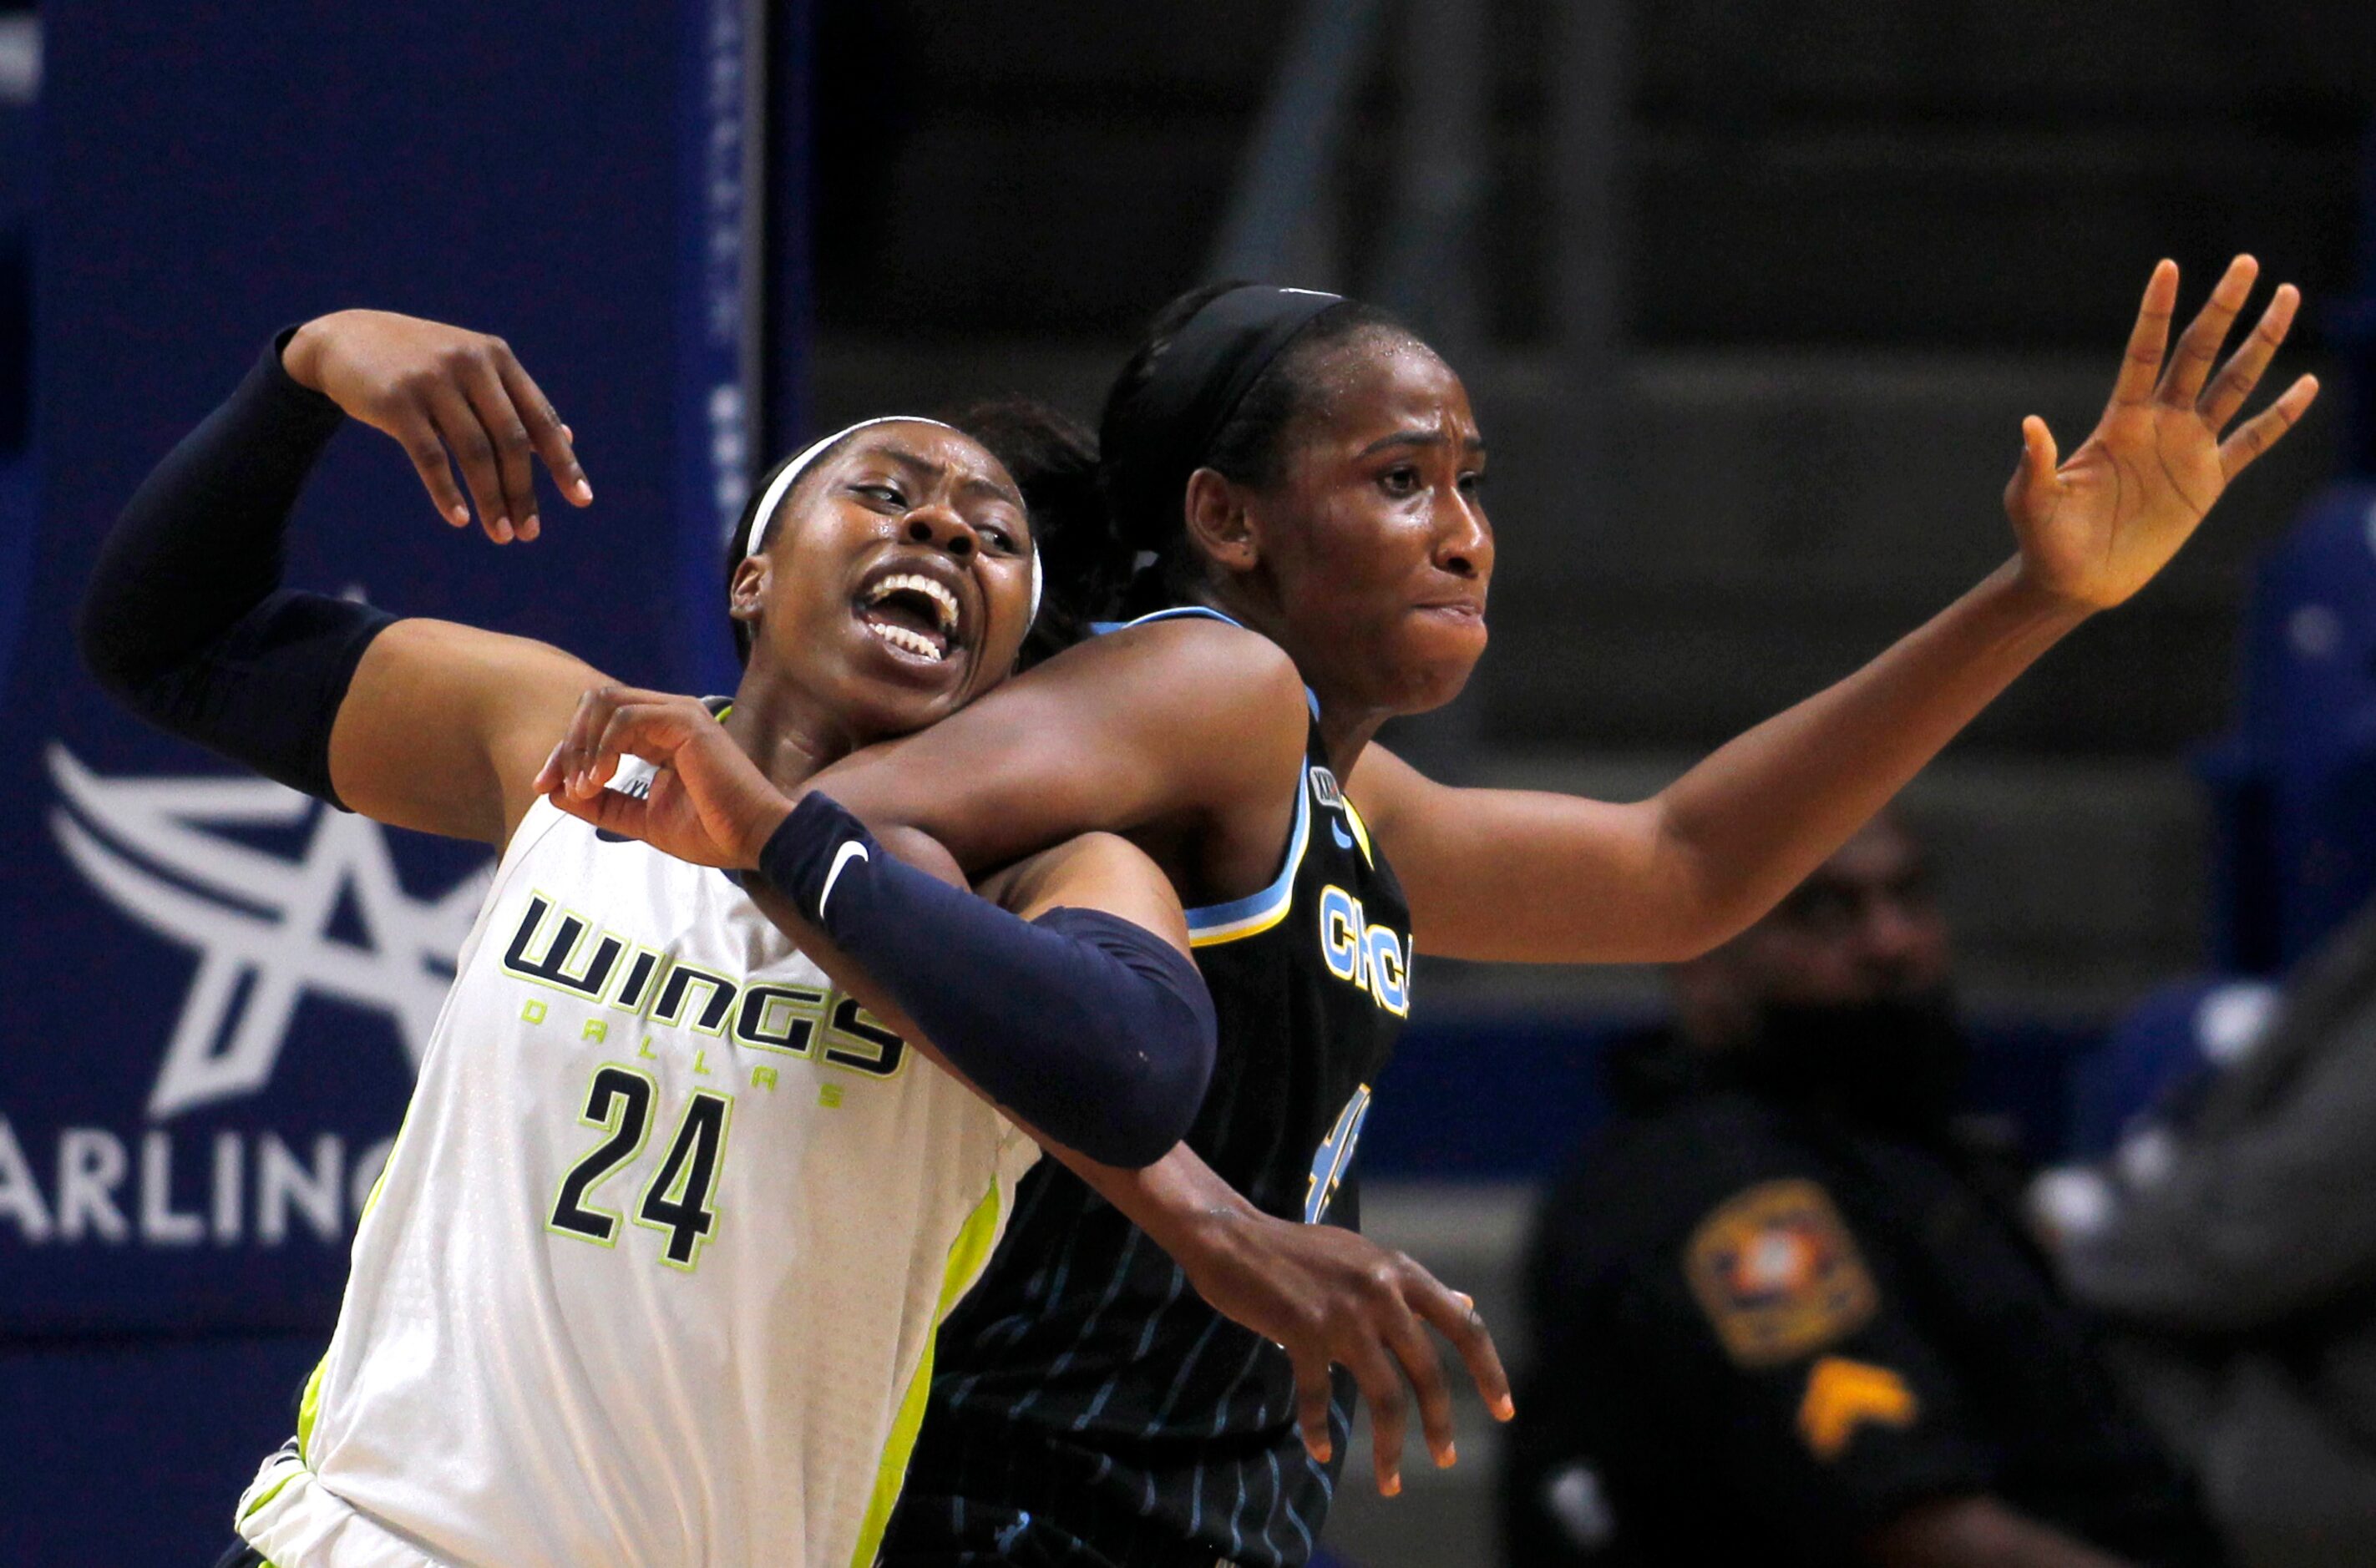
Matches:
[858,572,961,664]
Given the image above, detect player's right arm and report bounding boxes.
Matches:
[788,615,1315,903]
[80,311,599,847]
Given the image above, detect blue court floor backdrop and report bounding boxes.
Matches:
[3,3,773,1559]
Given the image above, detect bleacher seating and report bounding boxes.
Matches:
[2201,485,2376,972]
[2066,976,2282,1160]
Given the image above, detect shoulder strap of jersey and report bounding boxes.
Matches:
[1090,604,1244,635]
[1089,605,1320,720]
[1090,604,1322,943]
[1182,764,1310,948]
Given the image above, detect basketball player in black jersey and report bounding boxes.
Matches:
[557,258,2317,1565]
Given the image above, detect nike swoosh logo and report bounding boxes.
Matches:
[818,840,869,917]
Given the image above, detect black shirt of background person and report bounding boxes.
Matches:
[1499,1026,2225,1567]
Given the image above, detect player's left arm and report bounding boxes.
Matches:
[80,312,600,847]
[1350,258,2316,965]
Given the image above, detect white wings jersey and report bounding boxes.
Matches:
[237,771,1038,1568]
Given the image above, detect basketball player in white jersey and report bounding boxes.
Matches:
[82,309,1231,1566]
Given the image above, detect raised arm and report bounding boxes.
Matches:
[80,311,600,847]
[1352,257,2318,964]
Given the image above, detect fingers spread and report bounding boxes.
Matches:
[2110,259,2181,407]
[2157,254,2257,407]
[494,348,594,508]
[553,685,656,799]
[588,705,683,797]
[2199,282,2300,431]
[553,686,707,800]
[2220,373,2320,483]
[550,686,613,799]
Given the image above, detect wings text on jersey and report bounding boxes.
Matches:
[500,890,906,1079]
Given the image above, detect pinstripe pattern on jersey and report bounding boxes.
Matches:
[883,613,1410,1566]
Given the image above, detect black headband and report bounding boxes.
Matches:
[1105,284,1345,549]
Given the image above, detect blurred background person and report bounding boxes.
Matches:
[2045,891,2376,1568]
[1499,813,2223,1567]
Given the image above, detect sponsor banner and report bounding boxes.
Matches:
[2,2,754,1334]
[678,0,768,697]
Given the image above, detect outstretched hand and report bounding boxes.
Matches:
[2005,255,2318,611]
[1176,1204,1512,1496]
[281,308,592,544]
[534,685,792,868]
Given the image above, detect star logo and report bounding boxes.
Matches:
[46,746,489,1120]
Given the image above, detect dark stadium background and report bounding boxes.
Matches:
[0,2,2369,1560]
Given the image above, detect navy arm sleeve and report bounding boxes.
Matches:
[758,792,1217,1168]
[78,330,393,807]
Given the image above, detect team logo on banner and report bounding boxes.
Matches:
[47,746,486,1117]
[0,747,486,1259]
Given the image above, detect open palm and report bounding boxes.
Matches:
[2006,256,2318,611]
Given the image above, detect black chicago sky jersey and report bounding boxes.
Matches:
[884,609,1413,1568]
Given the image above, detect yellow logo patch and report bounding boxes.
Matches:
[1682,1179,1878,1368]
[1797,1355,1918,1459]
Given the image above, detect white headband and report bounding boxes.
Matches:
[742,415,1042,624]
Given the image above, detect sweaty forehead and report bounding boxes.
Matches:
[843,424,1016,490]
[1294,331,1475,443]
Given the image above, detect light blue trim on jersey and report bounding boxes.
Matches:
[1091,604,1320,943]
[1089,604,1242,635]
[1183,780,1310,946]
[1089,605,1321,720]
